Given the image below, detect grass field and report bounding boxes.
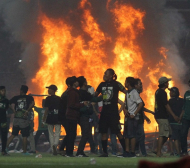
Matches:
[0,153,180,168]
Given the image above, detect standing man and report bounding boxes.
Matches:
[0,86,10,156]
[43,85,62,156]
[154,77,179,157]
[134,78,153,157]
[7,85,35,155]
[168,87,183,156]
[180,80,190,156]
[65,76,88,157]
[34,100,49,152]
[124,77,143,158]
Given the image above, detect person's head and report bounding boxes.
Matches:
[46,85,57,95]
[125,77,135,89]
[169,87,179,98]
[0,86,6,97]
[66,77,72,88]
[103,68,117,82]
[67,76,79,88]
[77,76,87,88]
[20,85,28,95]
[134,78,143,93]
[42,99,46,108]
[158,77,171,89]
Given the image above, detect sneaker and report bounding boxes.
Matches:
[170,152,174,156]
[117,151,130,158]
[76,153,89,157]
[28,151,36,154]
[129,153,136,158]
[57,150,66,156]
[111,152,117,156]
[52,145,57,156]
[99,153,108,157]
[65,154,75,157]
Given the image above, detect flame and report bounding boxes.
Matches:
[31,0,175,134]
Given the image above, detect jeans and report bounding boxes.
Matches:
[77,116,91,154]
[66,119,77,155]
[59,120,68,151]
[0,123,8,152]
[135,123,147,156]
[181,119,190,153]
[87,123,96,153]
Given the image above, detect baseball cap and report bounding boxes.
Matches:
[46,85,58,92]
[158,77,171,85]
[0,86,5,90]
[168,87,179,97]
[20,85,28,93]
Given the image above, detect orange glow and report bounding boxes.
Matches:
[31,0,175,134]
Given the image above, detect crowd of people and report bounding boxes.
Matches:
[0,68,189,158]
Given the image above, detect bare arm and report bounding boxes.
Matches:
[143,107,155,115]
[42,107,48,123]
[9,104,16,114]
[165,104,179,122]
[24,101,35,117]
[179,110,184,122]
[118,99,125,114]
[143,112,151,124]
[130,102,143,118]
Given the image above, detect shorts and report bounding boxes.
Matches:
[170,124,182,140]
[12,126,30,137]
[99,115,121,134]
[124,117,138,138]
[157,119,172,138]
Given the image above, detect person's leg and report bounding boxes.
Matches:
[101,133,108,154]
[34,130,42,148]
[54,124,61,148]
[181,119,189,154]
[125,138,130,152]
[29,131,36,152]
[174,140,180,155]
[169,138,174,155]
[1,126,8,154]
[77,117,90,155]
[44,129,50,142]
[59,122,67,151]
[21,126,30,153]
[87,124,96,153]
[6,126,18,148]
[138,124,147,156]
[22,137,27,153]
[131,138,136,153]
[110,133,117,154]
[47,124,54,151]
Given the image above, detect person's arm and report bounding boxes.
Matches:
[9,104,16,114]
[130,102,144,118]
[95,83,102,97]
[165,104,179,122]
[144,112,151,124]
[23,101,35,118]
[42,107,48,123]
[91,103,99,116]
[118,99,125,114]
[143,107,155,115]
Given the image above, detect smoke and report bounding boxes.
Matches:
[0,0,188,94]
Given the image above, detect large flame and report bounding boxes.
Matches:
[32,0,174,133]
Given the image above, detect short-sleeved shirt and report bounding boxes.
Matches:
[10,95,34,120]
[183,91,190,120]
[0,98,9,123]
[96,80,125,116]
[45,95,63,125]
[154,88,168,119]
[34,106,48,130]
[168,97,184,123]
[126,89,142,115]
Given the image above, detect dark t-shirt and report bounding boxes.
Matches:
[0,98,9,123]
[154,88,168,119]
[96,80,125,116]
[10,95,34,119]
[60,90,68,122]
[45,95,63,125]
[138,98,145,124]
[168,97,184,123]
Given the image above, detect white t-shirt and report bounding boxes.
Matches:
[126,89,142,115]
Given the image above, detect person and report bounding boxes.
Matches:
[134,78,153,157]
[76,76,102,157]
[180,80,190,156]
[28,109,36,153]
[7,85,35,155]
[168,87,183,156]
[124,77,144,158]
[58,77,72,156]
[33,99,49,152]
[0,86,10,156]
[42,85,63,156]
[95,68,127,157]
[154,77,179,157]
[65,76,88,157]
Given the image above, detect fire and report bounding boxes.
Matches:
[31,0,174,134]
